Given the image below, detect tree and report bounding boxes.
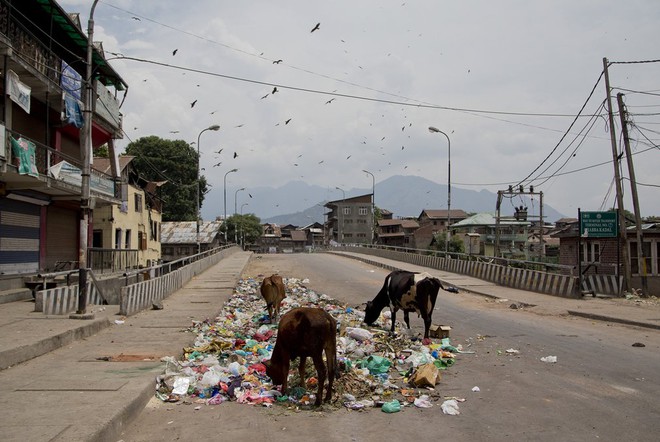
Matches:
[431,234,464,254]
[224,213,262,245]
[124,136,207,221]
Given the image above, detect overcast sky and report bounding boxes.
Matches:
[61,0,660,220]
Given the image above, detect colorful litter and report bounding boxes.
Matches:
[155,276,469,411]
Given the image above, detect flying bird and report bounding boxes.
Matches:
[285,118,292,125]
[261,93,269,99]
[346,155,351,159]
[272,86,278,94]
[249,194,253,198]
[235,124,244,128]
[169,130,179,134]
[190,100,197,108]
[273,59,283,64]
[297,154,303,158]
[213,162,222,167]
[325,98,336,104]
[131,16,141,21]
[233,152,238,159]
[172,49,178,56]
[401,145,405,150]
[311,22,320,33]
[318,160,324,164]
[215,148,223,154]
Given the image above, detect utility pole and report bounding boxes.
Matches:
[617,93,648,295]
[603,57,631,293]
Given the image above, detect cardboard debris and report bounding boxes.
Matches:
[429,324,452,339]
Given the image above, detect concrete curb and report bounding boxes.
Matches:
[566,310,660,331]
[86,379,157,442]
[0,316,112,370]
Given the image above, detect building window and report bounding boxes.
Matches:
[343,207,351,216]
[357,233,366,238]
[359,207,368,215]
[93,230,103,248]
[345,233,353,238]
[138,231,146,250]
[135,193,143,212]
[630,241,652,275]
[125,229,132,249]
[580,242,601,264]
[115,228,122,249]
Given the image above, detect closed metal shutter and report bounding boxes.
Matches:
[0,198,40,273]
[45,205,78,270]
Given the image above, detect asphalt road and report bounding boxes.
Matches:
[120,253,660,442]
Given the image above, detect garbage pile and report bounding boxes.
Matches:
[155,276,468,411]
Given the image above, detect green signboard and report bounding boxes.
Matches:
[580,211,618,238]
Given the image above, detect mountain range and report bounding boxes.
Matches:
[202,175,566,226]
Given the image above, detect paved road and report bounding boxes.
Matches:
[120,253,660,442]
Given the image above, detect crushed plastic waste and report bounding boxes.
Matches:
[441,399,460,415]
[154,276,467,411]
[540,355,557,363]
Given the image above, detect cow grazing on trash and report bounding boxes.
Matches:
[364,270,444,339]
[260,274,286,321]
[265,307,338,406]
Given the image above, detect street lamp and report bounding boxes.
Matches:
[196,124,221,254]
[335,186,345,243]
[234,187,245,243]
[428,126,451,243]
[362,169,375,244]
[240,203,249,247]
[223,168,238,243]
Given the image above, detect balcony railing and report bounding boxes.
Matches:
[88,248,140,274]
[5,129,118,199]
[0,3,62,87]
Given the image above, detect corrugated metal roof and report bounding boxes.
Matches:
[160,220,223,244]
[451,212,530,228]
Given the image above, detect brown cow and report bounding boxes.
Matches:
[260,274,286,321]
[264,307,337,406]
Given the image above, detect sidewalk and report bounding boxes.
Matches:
[0,250,252,442]
[0,250,658,442]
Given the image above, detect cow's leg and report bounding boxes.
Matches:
[403,310,411,329]
[281,360,290,395]
[324,344,336,403]
[423,314,432,339]
[389,308,397,334]
[267,303,274,321]
[298,356,307,388]
[311,354,327,406]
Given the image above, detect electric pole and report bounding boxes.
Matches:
[603,57,631,293]
[617,92,648,295]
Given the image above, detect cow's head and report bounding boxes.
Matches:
[264,359,286,385]
[363,300,379,325]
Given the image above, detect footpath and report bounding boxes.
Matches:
[0,250,659,442]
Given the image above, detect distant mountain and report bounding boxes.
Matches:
[206,175,566,226]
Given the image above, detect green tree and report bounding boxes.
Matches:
[431,234,464,254]
[224,213,262,245]
[124,136,206,221]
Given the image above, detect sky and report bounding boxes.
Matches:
[60,0,660,220]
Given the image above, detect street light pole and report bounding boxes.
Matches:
[362,169,375,244]
[335,186,345,243]
[223,168,238,243]
[196,124,220,254]
[428,127,451,244]
[240,203,249,248]
[234,187,245,243]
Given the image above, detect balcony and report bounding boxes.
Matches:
[0,3,123,132]
[1,129,119,205]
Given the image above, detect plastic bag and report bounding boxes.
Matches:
[381,399,401,413]
[346,327,373,342]
[363,355,391,375]
[441,399,460,415]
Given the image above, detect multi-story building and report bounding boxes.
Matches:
[324,194,373,244]
[0,1,128,274]
[92,156,162,269]
[415,209,469,249]
[377,218,419,247]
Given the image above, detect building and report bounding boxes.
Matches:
[160,220,223,262]
[0,1,127,274]
[324,194,373,244]
[92,156,162,269]
[415,209,469,249]
[450,212,531,258]
[377,218,419,247]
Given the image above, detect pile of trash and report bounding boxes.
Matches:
[155,276,469,412]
